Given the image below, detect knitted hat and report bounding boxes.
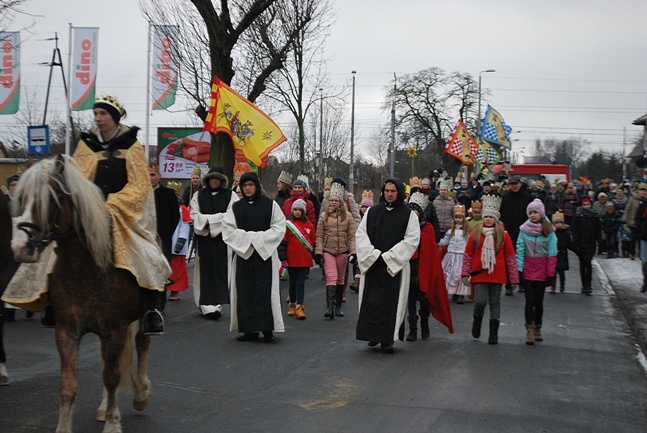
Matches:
[639,183,647,190]
[481,194,502,221]
[278,170,293,185]
[580,197,592,205]
[332,177,346,187]
[598,192,607,199]
[291,198,307,212]
[421,177,430,186]
[296,174,310,190]
[408,192,429,213]
[360,190,374,207]
[552,211,565,223]
[292,179,306,188]
[526,198,545,218]
[94,94,125,124]
[329,183,345,202]
[605,202,615,209]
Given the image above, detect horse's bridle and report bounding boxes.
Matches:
[16,192,76,255]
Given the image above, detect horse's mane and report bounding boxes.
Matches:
[14,156,113,268]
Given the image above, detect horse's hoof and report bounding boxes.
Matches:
[133,397,149,412]
[0,376,8,386]
[96,410,106,422]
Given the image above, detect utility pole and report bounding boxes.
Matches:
[319,88,324,186]
[348,70,356,194]
[43,33,69,126]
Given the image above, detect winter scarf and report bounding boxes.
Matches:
[481,227,497,274]
[520,220,544,236]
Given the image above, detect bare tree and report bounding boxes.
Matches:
[140,0,312,177]
[0,0,30,30]
[0,89,92,157]
[251,0,336,174]
[383,67,480,170]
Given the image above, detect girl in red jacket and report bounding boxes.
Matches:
[461,196,519,344]
[278,199,316,320]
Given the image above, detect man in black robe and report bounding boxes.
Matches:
[355,178,420,354]
[223,172,286,342]
[190,167,238,320]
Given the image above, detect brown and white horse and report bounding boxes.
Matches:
[11,155,152,433]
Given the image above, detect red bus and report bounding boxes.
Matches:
[491,163,571,184]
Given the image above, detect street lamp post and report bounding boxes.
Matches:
[477,69,496,133]
[319,88,324,188]
[348,70,356,194]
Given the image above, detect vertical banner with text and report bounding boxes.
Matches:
[152,25,179,111]
[71,27,99,111]
[0,31,20,115]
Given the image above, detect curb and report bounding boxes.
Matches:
[594,258,647,357]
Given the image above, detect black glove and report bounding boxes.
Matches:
[173,238,187,254]
[348,253,357,264]
[545,276,556,287]
[314,254,323,266]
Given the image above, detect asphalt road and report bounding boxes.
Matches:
[1,256,646,433]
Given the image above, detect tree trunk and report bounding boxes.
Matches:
[210,132,235,182]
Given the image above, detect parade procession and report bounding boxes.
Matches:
[1,1,647,432]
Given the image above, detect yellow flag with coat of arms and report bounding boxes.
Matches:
[203,77,287,168]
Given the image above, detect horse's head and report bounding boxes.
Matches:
[12,156,76,262]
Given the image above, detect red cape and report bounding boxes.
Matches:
[418,222,454,334]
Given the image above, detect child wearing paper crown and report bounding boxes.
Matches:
[277,199,316,320]
[516,199,557,345]
[406,193,454,341]
[438,204,471,304]
[551,211,574,294]
[462,194,518,345]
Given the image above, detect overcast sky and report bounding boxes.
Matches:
[3,0,647,160]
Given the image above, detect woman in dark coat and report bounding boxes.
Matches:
[571,197,599,294]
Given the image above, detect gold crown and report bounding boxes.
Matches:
[192,166,202,176]
[552,211,565,223]
[324,177,333,186]
[167,180,182,195]
[408,192,429,212]
[362,190,373,200]
[409,176,421,189]
[471,200,482,212]
[453,204,466,217]
[95,93,125,116]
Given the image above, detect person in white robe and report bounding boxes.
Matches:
[222,172,286,342]
[356,178,420,354]
[190,166,238,320]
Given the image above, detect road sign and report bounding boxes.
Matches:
[28,125,50,155]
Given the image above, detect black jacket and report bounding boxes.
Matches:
[154,185,180,262]
[572,207,600,257]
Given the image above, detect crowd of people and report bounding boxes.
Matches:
[3,93,647,357]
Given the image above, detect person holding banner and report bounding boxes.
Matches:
[72,94,171,335]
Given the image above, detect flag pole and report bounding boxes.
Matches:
[64,24,73,155]
[145,23,152,161]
